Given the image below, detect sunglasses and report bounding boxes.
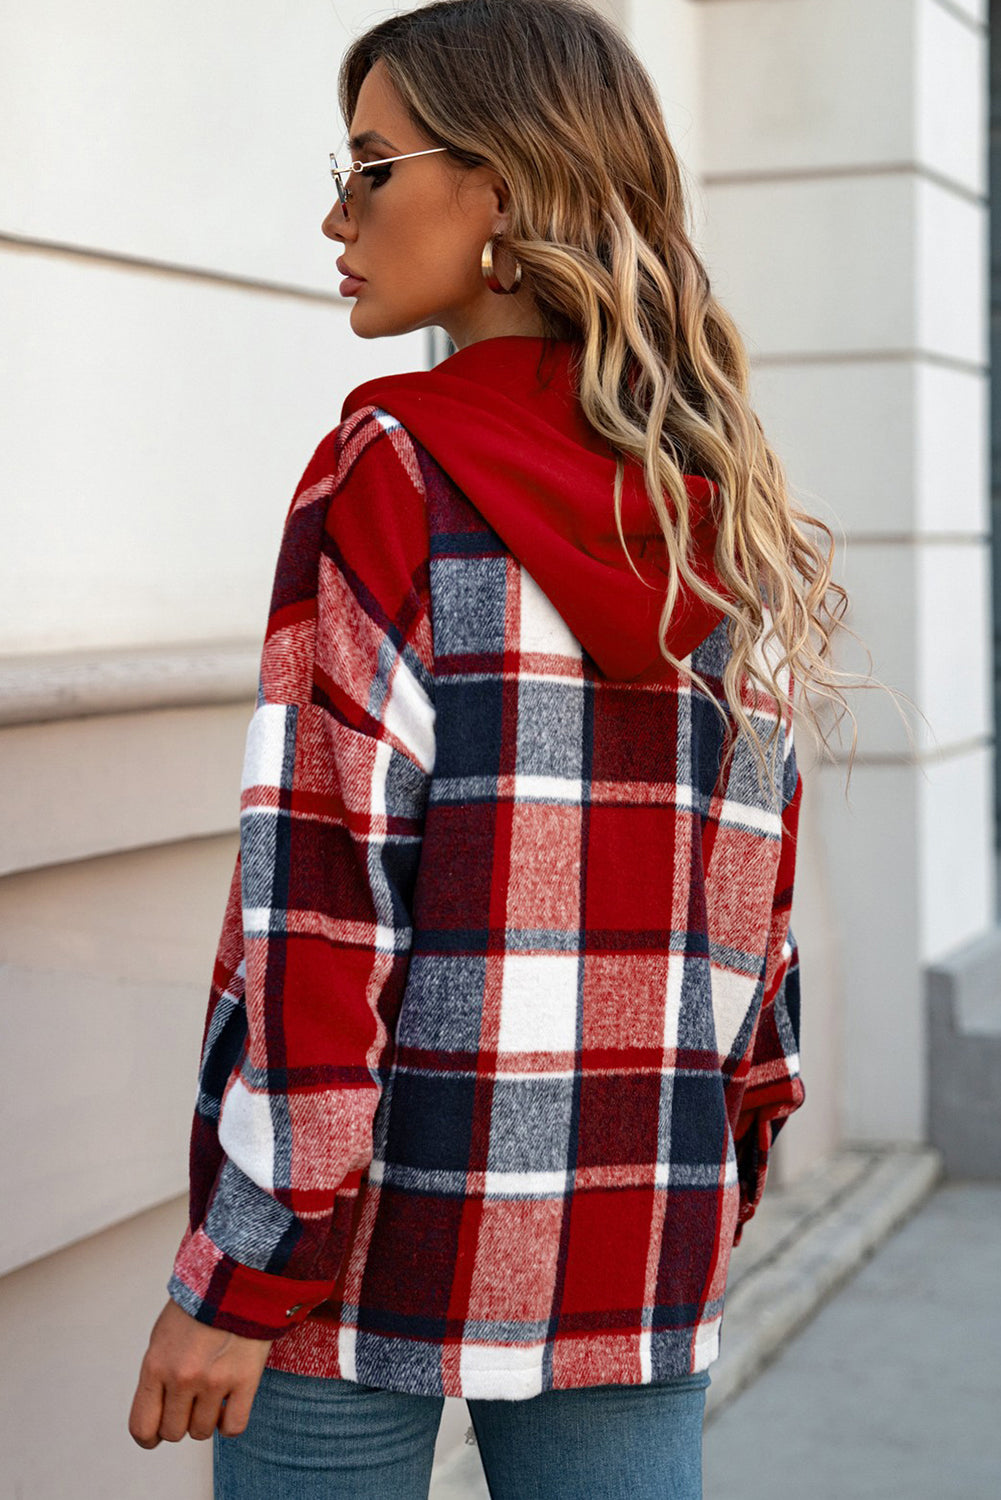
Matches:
[328,146,449,218]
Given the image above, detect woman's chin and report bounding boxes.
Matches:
[349,301,432,342]
[348,301,395,339]
[348,301,379,339]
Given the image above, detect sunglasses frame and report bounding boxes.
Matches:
[329,146,449,217]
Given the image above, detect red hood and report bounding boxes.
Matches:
[341,335,725,682]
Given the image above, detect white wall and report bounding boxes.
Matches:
[0,0,428,656]
[696,0,992,1140]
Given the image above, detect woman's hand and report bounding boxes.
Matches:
[128,1298,274,1448]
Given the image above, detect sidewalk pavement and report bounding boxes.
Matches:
[432,1147,1000,1498]
[704,1173,1001,1500]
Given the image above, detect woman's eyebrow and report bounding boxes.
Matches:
[348,130,400,153]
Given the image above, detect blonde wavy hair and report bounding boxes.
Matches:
[340,0,862,797]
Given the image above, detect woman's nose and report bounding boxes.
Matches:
[321,202,352,241]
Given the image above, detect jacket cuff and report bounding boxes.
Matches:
[167,1223,338,1340]
[732,1079,806,1247]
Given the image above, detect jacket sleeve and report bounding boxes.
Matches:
[167,407,436,1339]
[732,730,805,1248]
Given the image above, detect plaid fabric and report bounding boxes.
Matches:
[168,404,805,1400]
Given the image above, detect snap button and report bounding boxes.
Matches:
[285,1302,307,1318]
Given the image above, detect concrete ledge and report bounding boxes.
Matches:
[928,927,1001,1037]
[705,1144,944,1421]
[927,928,1001,1177]
[0,640,258,726]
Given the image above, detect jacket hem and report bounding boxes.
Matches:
[264,1319,722,1401]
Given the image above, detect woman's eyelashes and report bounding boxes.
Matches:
[362,163,392,189]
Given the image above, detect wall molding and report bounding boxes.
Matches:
[703,159,986,209]
[930,0,987,37]
[835,533,990,547]
[0,229,342,306]
[750,348,987,376]
[816,733,994,769]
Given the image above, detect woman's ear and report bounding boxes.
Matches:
[490,173,513,222]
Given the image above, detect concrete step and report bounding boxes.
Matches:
[706,1144,942,1420]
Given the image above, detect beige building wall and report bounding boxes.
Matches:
[1,0,991,1494]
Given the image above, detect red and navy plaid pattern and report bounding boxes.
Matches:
[168,405,805,1400]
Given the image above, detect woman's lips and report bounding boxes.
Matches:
[339,275,366,296]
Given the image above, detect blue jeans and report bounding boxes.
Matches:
[214,1365,710,1499]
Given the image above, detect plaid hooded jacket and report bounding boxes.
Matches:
[168,336,805,1401]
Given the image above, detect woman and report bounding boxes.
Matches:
[128,1,849,1495]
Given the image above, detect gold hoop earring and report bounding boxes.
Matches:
[481,234,523,295]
